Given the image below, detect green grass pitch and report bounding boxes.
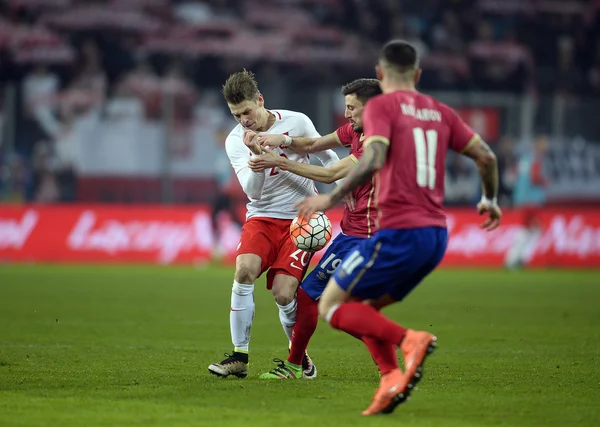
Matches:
[1,265,599,427]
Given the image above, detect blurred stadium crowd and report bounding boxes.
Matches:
[0,0,599,207]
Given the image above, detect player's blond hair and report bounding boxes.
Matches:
[222,70,260,105]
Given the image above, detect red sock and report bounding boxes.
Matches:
[288,288,319,366]
[362,337,398,375]
[329,302,407,346]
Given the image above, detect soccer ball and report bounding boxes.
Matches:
[290,212,333,252]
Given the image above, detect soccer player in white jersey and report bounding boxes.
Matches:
[208,70,340,379]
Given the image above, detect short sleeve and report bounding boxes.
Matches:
[335,123,354,147]
[363,96,392,146]
[447,107,478,153]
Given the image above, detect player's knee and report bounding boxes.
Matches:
[234,264,259,284]
[272,288,295,306]
[271,282,297,306]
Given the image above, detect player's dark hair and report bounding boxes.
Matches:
[380,40,419,73]
[341,79,382,104]
[222,69,260,104]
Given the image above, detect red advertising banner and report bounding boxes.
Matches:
[454,107,500,142]
[0,205,599,268]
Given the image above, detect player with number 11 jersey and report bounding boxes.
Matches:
[295,40,501,415]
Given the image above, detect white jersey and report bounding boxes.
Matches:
[226,109,339,220]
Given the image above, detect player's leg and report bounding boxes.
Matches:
[260,272,304,379]
[318,236,409,350]
[269,228,313,347]
[208,253,261,378]
[259,255,325,379]
[320,229,444,415]
[319,275,407,373]
[208,219,275,378]
[389,227,447,403]
[290,287,318,377]
[270,272,299,344]
[314,236,406,415]
[261,231,315,379]
[260,234,364,379]
[259,283,318,380]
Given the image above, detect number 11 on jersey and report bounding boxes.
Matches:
[413,127,438,190]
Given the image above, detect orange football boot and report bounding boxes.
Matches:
[398,330,437,395]
[361,368,407,416]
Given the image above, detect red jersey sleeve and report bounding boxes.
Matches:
[363,95,392,146]
[448,107,478,153]
[335,123,354,147]
[350,142,362,160]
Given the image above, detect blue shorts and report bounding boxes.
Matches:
[301,233,366,301]
[333,227,448,301]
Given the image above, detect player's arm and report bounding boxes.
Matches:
[312,148,340,169]
[459,134,501,231]
[328,139,387,204]
[461,136,499,202]
[257,131,343,154]
[326,100,389,204]
[226,133,266,200]
[294,113,342,169]
[249,150,357,184]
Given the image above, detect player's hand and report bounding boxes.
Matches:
[257,133,285,148]
[295,194,334,217]
[343,194,356,211]
[244,130,262,155]
[248,149,282,171]
[477,199,502,231]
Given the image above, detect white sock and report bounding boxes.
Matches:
[276,298,297,344]
[230,281,254,353]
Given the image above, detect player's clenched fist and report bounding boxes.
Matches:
[248,149,282,172]
[257,133,285,148]
[243,129,262,155]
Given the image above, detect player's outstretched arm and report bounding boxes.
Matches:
[257,132,343,154]
[249,151,357,184]
[295,140,386,216]
[313,148,340,169]
[462,136,502,231]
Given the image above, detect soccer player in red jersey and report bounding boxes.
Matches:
[296,40,502,415]
[248,78,382,379]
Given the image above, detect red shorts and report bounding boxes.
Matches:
[237,217,312,289]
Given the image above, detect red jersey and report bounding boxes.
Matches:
[335,123,378,238]
[363,90,477,230]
